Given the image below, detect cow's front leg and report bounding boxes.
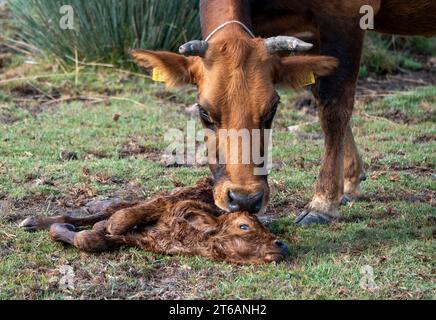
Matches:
[295,20,365,226]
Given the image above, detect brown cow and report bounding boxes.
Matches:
[131,0,436,225]
[19,178,289,264]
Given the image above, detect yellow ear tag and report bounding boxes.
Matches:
[299,71,316,87]
[152,68,166,82]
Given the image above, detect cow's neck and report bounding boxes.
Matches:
[200,0,253,41]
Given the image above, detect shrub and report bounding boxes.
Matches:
[361,33,435,76]
[8,0,201,66]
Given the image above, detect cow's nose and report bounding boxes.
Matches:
[274,240,289,256]
[227,190,264,213]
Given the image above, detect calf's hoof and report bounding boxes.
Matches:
[294,210,340,226]
[19,216,47,232]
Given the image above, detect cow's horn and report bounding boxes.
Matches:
[264,36,313,54]
[179,40,209,57]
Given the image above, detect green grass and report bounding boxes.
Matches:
[360,34,436,77]
[0,59,435,300]
[7,0,200,66]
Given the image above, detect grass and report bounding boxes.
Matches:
[360,34,436,77]
[7,0,200,66]
[0,54,435,300]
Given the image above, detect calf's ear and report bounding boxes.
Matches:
[273,55,338,88]
[183,212,218,235]
[130,49,202,87]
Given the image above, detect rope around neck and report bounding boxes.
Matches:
[204,20,255,42]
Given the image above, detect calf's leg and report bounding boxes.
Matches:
[49,220,120,252]
[19,201,136,232]
[107,199,166,235]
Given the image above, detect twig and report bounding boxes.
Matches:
[105,96,146,108]
[0,42,31,56]
[41,96,101,107]
[64,57,151,80]
[0,230,16,239]
[0,72,96,85]
[25,81,55,100]
[387,75,429,85]
[74,47,79,86]
[361,112,398,125]
[40,95,146,108]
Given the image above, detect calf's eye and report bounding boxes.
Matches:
[239,224,249,231]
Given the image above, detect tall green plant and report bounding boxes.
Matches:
[8,0,200,66]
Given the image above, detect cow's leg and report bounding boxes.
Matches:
[295,20,365,226]
[341,124,367,204]
[49,220,119,252]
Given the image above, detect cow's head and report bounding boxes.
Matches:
[131,36,337,214]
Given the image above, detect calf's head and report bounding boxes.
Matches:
[181,207,289,264]
[216,211,289,264]
[132,36,337,214]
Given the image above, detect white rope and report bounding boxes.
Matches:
[204,20,255,42]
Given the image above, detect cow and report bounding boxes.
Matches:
[131,0,436,225]
[19,178,289,264]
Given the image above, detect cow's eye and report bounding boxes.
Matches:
[197,104,215,126]
[239,224,249,231]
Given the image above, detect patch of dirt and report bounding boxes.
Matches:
[10,83,61,100]
[135,260,217,299]
[356,68,436,103]
[368,162,435,179]
[378,107,435,124]
[425,216,436,226]
[0,52,11,69]
[85,149,112,159]
[292,92,318,116]
[59,150,78,161]
[359,190,435,206]
[380,108,410,124]
[153,91,183,104]
[413,133,436,143]
[0,111,20,124]
[118,141,161,161]
[0,196,55,224]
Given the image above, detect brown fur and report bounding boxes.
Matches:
[20,178,287,264]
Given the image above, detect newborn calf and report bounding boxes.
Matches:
[20,178,289,264]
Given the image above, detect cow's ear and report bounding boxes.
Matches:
[273,56,338,88]
[130,49,202,87]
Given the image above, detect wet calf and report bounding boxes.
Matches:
[19,178,288,264]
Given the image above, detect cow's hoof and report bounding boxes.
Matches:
[19,216,44,232]
[340,194,355,206]
[294,210,339,226]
